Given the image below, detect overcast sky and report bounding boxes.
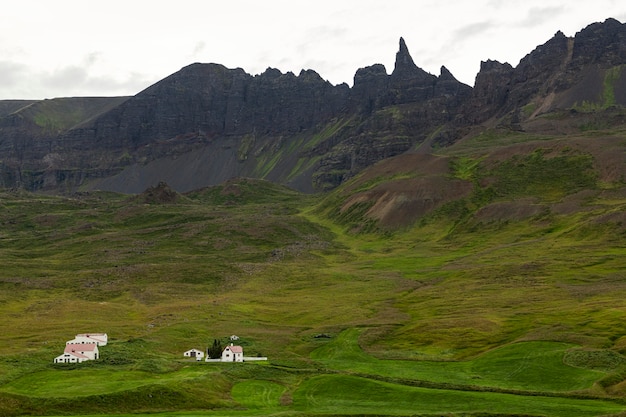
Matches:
[1,0,624,100]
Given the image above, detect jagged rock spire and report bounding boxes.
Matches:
[392,37,431,81]
[439,65,457,81]
[394,37,418,74]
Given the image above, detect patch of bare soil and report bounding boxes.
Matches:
[344,153,452,193]
[220,182,243,197]
[592,210,626,233]
[551,190,600,215]
[472,198,546,223]
[342,175,473,228]
[33,213,61,227]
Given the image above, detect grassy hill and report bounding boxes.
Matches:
[0,97,129,133]
[0,115,625,416]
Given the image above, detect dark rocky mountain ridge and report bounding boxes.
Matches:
[1,18,625,194]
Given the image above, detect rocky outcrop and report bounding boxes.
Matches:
[58,64,349,152]
[462,18,626,125]
[571,18,626,66]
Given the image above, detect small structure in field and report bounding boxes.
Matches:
[229,335,240,341]
[184,348,205,361]
[54,344,99,364]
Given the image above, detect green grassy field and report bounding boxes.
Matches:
[0,129,625,417]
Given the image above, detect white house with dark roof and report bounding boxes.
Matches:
[54,344,99,364]
[221,343,244,362]
[67,333,108,346]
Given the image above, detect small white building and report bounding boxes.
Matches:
[221,343,244,362]
[54,344,99,364]
[183,348,205,360]
[67,333,108,346]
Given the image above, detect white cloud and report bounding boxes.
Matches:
[0,0,624,98]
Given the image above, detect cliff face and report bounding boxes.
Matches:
[1,18,625,194]
[461,18,626,126]
[59,64,350,150]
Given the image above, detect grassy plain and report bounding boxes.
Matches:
[0,127,625,417]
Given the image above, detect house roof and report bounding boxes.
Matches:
[185,348,203,353]
[65,344,97,353]
[225,345,243,353]
[67,338,96,344]
[61,348,89,359]
[75,334,107,342]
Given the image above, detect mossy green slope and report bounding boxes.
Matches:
[0,124,624,417]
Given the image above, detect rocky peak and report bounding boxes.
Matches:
[350,64,390,112]
[258,67,283,79]
[473,60,514,99]
[512,30,570,87]
[519,30,569,67]
[572,17,626,66]
[391,37,433,82]
[353,64,388,85]
[393,37,417,74]
[460,60,514,124]
[438,66,457,81]
[434,66,472,100]
[298,69,326,83]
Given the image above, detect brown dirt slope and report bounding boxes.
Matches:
[339,154,473,229]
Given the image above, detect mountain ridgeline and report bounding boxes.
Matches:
[1,18,626,195]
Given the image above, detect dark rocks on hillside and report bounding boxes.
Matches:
[391,37,433,83]
[505,31,571,110]
[435,66,473,103]
[463,18,626,124]
[60,63,350,151]
[243,68,349,135]
[352,64,390,112]
[2,19,626,194]
[137,181,181,204]
[462,60,514,124]
[514,31,570,85]
[571,18,626,66]
[390,37,438,103]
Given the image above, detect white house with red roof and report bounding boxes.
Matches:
[54,344,99,364]
[221,343,244,362]
[67,333,108,346]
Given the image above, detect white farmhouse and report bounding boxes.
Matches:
[221,343,244,362]
[67,333,108,346]
[184,348,204,361]
[54,344,99,364]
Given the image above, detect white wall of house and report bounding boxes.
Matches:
[69,333,108,346]
[184,349,204,359]
[66,338,96,345]
[54,352,86,364]
[221,344,244,362]
[54,344,99,363]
